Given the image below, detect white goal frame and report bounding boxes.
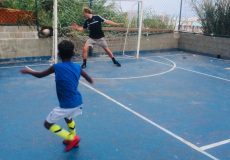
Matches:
[53,0,143,63]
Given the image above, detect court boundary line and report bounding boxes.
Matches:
[1,54,229,82]
[141,56,230,82]
[80,81,219,160]
[146,50,230,62]
[0,63,50,69]
[0,56,177,80]
[0,56,136,69]
[0,52,191,69]
[177,66,230,82]
[126,54,230,82]
[200,139,230,151]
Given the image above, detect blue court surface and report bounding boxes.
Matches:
[1,51,230,160]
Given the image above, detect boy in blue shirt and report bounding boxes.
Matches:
[21,40,93,152]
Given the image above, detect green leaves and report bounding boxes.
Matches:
[143,8,175,30]
[192,0,230,36]
[2,0,35,10]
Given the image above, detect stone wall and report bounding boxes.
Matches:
[74,32,178,55]
[1,27,230,63]
[0,26,52,63]
[0,26,38,39]
[139,33,179,51]
[0,38,52,59]
[179,32,230,59]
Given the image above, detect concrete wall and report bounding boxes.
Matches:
[140,33,179,51]
[74,33,178,55]
[0,26,38,39]
[1,27,230,63]
[0,38,52,59]
[179,32,230,59]
[0,26,52,62]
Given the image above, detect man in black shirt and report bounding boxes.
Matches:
[71,7,122,68]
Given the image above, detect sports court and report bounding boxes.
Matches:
[1,0,230,159]
[1,50,230,160]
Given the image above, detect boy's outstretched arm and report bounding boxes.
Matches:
[20,66,54,78]
[81,69,93,84]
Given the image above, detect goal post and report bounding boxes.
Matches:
[136,0,143,59]
[52,0,143,63]
[53,0,58,64]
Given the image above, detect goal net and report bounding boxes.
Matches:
[53,0,143,63]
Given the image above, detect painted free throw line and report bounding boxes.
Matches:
[200,139,230,151]
[80,81,219,160]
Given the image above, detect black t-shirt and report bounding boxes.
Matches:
[83,15,105,39]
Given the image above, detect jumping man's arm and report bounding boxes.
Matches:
[20,66,54,78]
[71,23,84,32]
[104,20,123,27]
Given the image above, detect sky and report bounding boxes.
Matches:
[113,0,196,19]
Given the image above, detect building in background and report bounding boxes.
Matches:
[179,17,202,33]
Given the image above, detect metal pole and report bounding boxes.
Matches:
[178,0,183,31]
[35,0,39,32]
[137,2,140,28]
[89,0,93,8]
[53,0,58,63]
[136,0,143,59]
[88,0,93,57]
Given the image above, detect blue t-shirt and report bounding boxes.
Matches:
[54,62,82,108]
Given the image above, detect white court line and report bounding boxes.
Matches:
[141,56,171,66]
[141,56,230,82]
[1,54,229,82]
[93,56,176,80]
[80,81,219,160]
[0,63,50,69]
[148,51,230,62]
[124,53,186,58]
[0,56,134,69]
[177,66,230,82]
[0,52,190,70]
[200,139,230,151]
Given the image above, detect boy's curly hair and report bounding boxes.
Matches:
[58,40,75,59]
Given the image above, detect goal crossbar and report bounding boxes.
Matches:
[53,0,143,62]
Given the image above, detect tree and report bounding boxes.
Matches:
[2,0,35,10]
[192,0,230,36]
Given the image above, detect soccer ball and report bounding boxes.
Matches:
[42,29,51,36]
